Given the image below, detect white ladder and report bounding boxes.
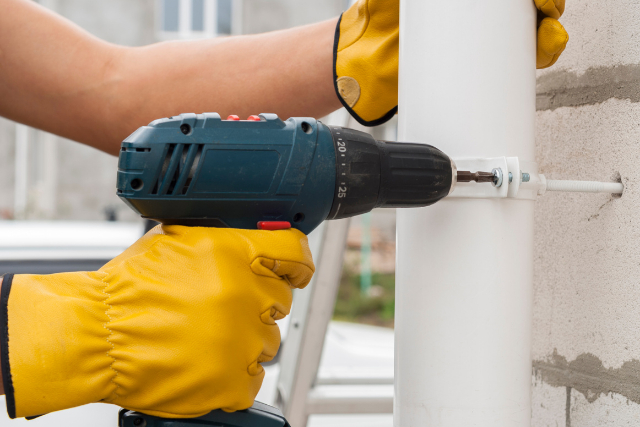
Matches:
[274,219,393,427]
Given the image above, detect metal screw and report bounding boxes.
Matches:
[133,418,146,427]
[508,172,513,183]
[491,168,503,188]
[521,172,530,182]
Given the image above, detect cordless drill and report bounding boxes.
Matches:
[117,113,492,234]
[115,112,493,427]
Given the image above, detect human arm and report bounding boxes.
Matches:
[0,0,341,155]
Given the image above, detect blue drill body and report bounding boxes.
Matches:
[117,113,336,234]
[117,112,454,235]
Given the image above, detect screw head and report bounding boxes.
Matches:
[180,124,191,135]
[491,168,503,187]
[133,417,146,427]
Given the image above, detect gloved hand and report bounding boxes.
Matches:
[333,0,399,127]
[0,226,314,419]
[535,0,569,68]
[333,0,569,126]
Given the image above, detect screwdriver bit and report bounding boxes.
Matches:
[457,171,495,183]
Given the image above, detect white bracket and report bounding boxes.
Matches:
[449,157,623,200]
[449,157,509,199]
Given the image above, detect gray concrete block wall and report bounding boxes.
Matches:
[532,1,640,425]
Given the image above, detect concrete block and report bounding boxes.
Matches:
[533,99,640,424]
[531,380,567,427]
[537,0,640,74]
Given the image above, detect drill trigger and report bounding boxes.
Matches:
[257,221,292,230]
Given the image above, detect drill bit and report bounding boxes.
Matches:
[457,171,495,183]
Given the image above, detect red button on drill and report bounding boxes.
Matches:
[257,221,291,230]
[247,115,261,121]
[227,115,240,121]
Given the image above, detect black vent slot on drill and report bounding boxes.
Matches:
[151,144,176,195]
[180,144,204,195]
[165,157,182,195]
[150,143,205,196]
[170,143,201,196]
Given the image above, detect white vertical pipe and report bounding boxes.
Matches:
[395,1,536,426]
[14,124,29,219]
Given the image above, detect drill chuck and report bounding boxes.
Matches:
[325,126,454,220]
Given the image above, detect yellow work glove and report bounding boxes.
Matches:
[0,226,314,419]
[334,0,399,127]
[535,0,569,68]
[334,0,569,126]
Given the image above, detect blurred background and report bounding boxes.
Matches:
[0,1,397,425]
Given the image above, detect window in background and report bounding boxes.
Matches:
[163,0,180,32]
[157,0,241,40]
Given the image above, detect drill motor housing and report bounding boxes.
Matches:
[117,113,453,234]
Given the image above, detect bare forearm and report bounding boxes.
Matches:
[0,0,119,151]
[111,20,340,155]
[0,0,340,155]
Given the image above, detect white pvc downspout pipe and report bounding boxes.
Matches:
[395,1,536,426]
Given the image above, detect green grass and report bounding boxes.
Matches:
[332,269,395,328]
